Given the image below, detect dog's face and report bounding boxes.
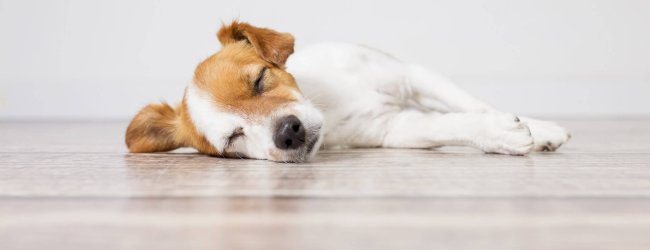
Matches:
[126,22,323,162]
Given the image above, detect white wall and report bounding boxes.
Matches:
[1,0,649,120]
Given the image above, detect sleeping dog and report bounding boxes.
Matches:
[126,21,570,162]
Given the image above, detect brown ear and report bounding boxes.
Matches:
[217,21,295,67]
[125,103,186,153]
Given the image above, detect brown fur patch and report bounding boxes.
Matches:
[193,41,300,119]
[217,21,295,67]
[125,103,185,153]
[125,101,221,155]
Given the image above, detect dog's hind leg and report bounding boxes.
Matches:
[403,64,571,152]
[405,64,496,113]
[381,111,534,155]
[518,116,571,152]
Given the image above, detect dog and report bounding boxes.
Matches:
[126,21,570,162]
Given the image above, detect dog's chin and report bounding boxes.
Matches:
[270,129,323,163]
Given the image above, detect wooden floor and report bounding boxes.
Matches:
[1,119,650,250]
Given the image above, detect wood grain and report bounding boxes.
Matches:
[1,119,650,250]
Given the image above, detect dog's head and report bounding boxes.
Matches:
[126,21,324,162]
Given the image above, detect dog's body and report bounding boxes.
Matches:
[288,42,570,154]
[126,22,570,162]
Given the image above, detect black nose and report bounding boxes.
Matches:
[274,115,306,150]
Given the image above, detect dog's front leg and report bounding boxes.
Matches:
[382,111,534,155]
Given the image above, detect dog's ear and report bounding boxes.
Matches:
[125,103,186,153]
[217,21,295,67]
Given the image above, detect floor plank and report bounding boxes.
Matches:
[1,119,649,250]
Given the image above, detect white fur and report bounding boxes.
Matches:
[185,81,323,162]
[286,43,571,155]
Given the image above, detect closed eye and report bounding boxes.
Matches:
[225,127,244,148]
[253,67,266,95]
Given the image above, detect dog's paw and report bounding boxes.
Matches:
[521,117,571,152]
[475,114,534,155]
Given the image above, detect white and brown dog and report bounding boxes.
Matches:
[126,21,570,162]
